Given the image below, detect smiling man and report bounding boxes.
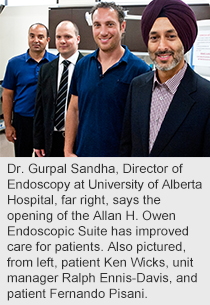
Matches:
[120,0,210,157]
[33,21,83,157]
[2,23,56,157]
[64,2,150,157]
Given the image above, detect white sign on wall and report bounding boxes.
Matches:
[193,30,210,67]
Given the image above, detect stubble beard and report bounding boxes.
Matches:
[150,46,184,72]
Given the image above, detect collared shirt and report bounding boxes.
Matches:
[70,45,151,157]
[56,51,79,131]
[149,62,187,152]
[2,49,57,117]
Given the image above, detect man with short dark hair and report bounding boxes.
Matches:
[64,1,150,157]
[33,21,83,157]
[120,0,210,157]
[2,23,56,157]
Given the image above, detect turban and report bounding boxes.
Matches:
[141,0,198,53]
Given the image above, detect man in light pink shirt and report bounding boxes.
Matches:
[120,0,210,157]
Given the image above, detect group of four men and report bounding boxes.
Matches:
[2,0,210,157]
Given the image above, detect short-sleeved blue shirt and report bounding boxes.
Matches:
[2,50,57,117]
[70,45,151,157]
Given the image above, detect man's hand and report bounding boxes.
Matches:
[5,125,16,143]
[64,152,77,157]
[35,149,45,157]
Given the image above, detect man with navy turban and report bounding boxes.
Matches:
[120,0,210,157]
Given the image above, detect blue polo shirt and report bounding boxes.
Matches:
[70,45,151,157]
[2,50,57,117]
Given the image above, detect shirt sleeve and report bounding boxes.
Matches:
[2,60,16,90]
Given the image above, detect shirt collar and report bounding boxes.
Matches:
[59,50,79,66]
[25,49,51,63]
[43,50,53,61]
[91,45,129,64]
[25,50,32,62]
[153,62,188,94]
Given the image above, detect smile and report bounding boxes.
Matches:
[100,38,111,42]
[156,51,174,61]
[158,54,171,60]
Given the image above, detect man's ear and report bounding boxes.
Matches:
[121,20,126,33]
[77,35,80,45]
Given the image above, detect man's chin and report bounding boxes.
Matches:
[154,60,178,72]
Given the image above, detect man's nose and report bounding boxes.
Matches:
[100,25,108,36]
[34,36,39,42]
[157,37,168,51]
[60,37,66,43]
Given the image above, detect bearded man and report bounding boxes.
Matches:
[120,0,210,157]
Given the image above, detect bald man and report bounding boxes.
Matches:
[2,23,56,157]
[120,0,210,157]
[33,21,83,157]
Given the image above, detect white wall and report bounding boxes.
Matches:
[7,0,56,5]
[4,0,210,6]
[0,5,51,80]
[6,0,96,6]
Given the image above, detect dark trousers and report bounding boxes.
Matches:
[13,112,34,157]
[50,131,65,157]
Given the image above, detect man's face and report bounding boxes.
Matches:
[28,24,50,54]
[56,22,80,59]
[148,17,184,73]
[92,8,125,53]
